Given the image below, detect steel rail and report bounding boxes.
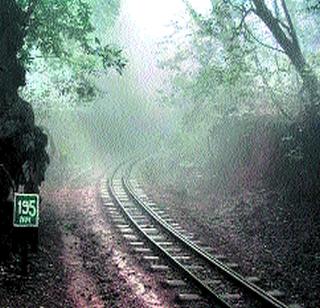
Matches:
[109,163,231,307]
[125,161,289,308]
[108,161,289,308]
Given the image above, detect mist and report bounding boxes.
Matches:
[0,1,319,306]
[31,0,206,182]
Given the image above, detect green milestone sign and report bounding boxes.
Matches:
[13,193,39,227]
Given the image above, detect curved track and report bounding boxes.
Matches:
[101,161,292,308]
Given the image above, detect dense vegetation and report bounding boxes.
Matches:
[0,1,318,303]
[156,0,320,201]
[0,0,319,262]
[0,0,126,196]
[0,0,126,259]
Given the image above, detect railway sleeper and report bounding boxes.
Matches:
[137,223,154,228]
[122,205,137,210]
[123,234,138,240]
[134,247,152,253]
[100,193,109,198]
[221,293,242,300]
[225,262,239,269]
[164,218,176,223]
[110,214,123,219]
[115,224,130,229]
[147,202,157,206]
[157,242,173,246]
[150,235,166,241]
[183,234,195,240]
[120,201,133,207]
[107,209,119,214]
[212,254,226,260]
[127,211,144,216]
[173,225,183,230]
[245,276,260,283]
[135,219,150,225]
[153,210,166,215]
[143,255,160,261]
[163,279,187,288]
[104,202,115,207]
[165,247,182,253]
[141,228,159,234]
[131,215,147,219]
[177,293,202,302]
[172,255,192,261]
[266,289,284,297]
[112,219,127,223]
[114,192,127,196]
[136,192,148,197]
[150,264,170,272]
[117,200,130,205]
[191,240,202,245]
[158,215,171,219]
[129,241,144,246]
[185,265,204,271]
[203,279,222,285]
[119,228,134,234]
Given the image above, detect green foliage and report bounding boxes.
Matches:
[17,0,127,112]
[18,0,92,60]
[18,0,126,71]
[306,0,320,12]
[93,0,121,30]
[159,0,320,131]
[20,57,99,123]
[154,0,320,199]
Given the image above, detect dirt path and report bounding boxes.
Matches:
[0,171,173,307]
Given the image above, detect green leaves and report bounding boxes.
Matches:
[18,0,127,75]
[306,0,320,13]
[85,39,128,75]
[159,0,319,130]
[16,0,127,111]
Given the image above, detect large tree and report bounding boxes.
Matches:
[182,0,319,112]
[0,0,126,195]
[172,0,320,197]
[251,0,319,111]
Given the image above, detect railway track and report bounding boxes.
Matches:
[100,161,299,307]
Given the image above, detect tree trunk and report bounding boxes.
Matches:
[253,0,320,109]
[252,0,320,198]
[0,1,48,194]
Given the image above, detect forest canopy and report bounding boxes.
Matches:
[156,0,320,199]
[17,0,127,119]
[0,0,127,196]
[160,0,319,121]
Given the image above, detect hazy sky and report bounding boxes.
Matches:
[110,0,212,101]
[124,0,211,39]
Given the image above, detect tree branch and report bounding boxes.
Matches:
[244,24,285,53]
[280,0,300,48]
[237,8,254,32]
[252,0,308,75]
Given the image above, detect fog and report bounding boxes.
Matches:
[39,0,211,182]
[9,1,319,305]
[22,0,319,202]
